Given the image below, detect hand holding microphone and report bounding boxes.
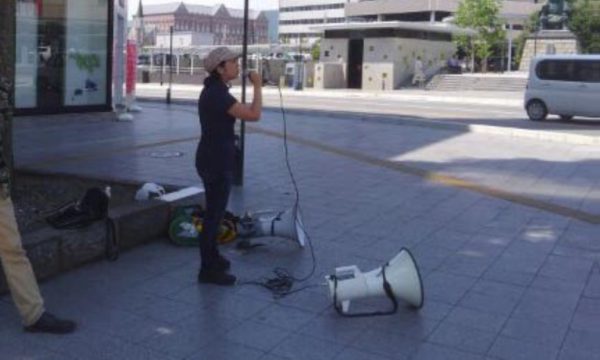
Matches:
[246,70,262,87]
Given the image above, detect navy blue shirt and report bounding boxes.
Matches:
[196,77,238,176]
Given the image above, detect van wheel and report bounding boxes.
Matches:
[526,100,548,121]
[560,115,573,121]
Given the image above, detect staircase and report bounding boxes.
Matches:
[427,73,528,92]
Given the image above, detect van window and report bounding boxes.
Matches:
[536,59,600,82]
[576,61,600,83]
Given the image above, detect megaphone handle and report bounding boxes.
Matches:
[331,267,399,318]
[269,210,285,236]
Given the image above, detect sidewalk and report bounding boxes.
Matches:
[2,103,599,359]
[137,83,524,107]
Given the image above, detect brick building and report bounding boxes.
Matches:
[134,2,269,46]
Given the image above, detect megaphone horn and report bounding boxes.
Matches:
[326,248,424,317]
[239,206,306,247]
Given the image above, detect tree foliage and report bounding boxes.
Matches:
[455,0,506,72]
[568,0,600,53]
[311,40,321,61]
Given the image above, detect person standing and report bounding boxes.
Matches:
[412,56,426,88]
[196,47,262,285]
[0,94,76,335]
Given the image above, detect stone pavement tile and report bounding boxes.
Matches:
[249,303,318,332]
[583,265,600,298]
[420,228,475,252]
[428,321,496,354]
[349,328,421,359]
[260,355,293,360]
[500,317,568,347]
[571,311,600,333]
[529,274,587,294]
[410,343,486,360]
[186,340,265,360]
[423,272,478,305]
[561,328,600,357]
[225,320,292,352]
[131,271,197,298]
[443,306,507,334]
[437,252,496,278]
[537,255,594,283]
[511,288,580,327]
[458,280,524,316]
[203,293,273,321]
[411,299,454,321]
[97,312,176,344]
[558,348,600,360]
[271,288,332,314]
[578,297,600,315]
[557,222,600,254]
[332,347,397,360]
[138,321,224,358]
[367,312,439,340]
[270,334,345,360]
[488,336,559,360]
[411,242,456,272]
[296,312,375,346]
[124,295,204,325]
[34,330,161,360]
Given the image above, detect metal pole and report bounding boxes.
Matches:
[234,0,249,186]
[167,26,173,104]
[160,49,164,85]
[507,23,513,72]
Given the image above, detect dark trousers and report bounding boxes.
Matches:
[199,172,233,271]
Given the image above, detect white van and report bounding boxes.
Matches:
[525,55,600,121]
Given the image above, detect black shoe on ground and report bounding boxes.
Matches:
[24,312,76,334]
[198,269,237,286]
[215,255,231,272]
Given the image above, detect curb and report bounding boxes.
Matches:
[138,97,600,146]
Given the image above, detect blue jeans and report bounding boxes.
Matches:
[199,172,233,271]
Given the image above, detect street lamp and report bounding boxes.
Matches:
[167,25,173,104]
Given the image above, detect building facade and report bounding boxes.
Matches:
[346,0,542,28]
[135,2,269,46]
[14,0,114,115]
[280,0,541,46]
[278,0,353,46]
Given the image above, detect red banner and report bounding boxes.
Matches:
[126,40,137,94]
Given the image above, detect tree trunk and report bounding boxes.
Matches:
[0,0,15,196]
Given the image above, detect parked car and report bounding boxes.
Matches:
[525,55,600,121]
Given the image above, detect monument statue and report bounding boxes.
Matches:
[539,0,571,30]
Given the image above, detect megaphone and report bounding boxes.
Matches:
[238,206,306,247]
[326,248,424,316]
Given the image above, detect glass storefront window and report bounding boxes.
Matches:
[15,0,111,113]
[15,0,38,108]
[64,0,109,106]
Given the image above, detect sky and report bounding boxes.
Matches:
[128,0,279,17]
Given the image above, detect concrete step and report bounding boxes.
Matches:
[427,74,527,92]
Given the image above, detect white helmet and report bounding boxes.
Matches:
[135,183,166,201]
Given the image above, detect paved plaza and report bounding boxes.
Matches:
[1,97,599,359]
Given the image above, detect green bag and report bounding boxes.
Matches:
[168,205,238,246]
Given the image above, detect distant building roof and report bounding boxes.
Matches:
[142,2,262,19]
[311,21,476,36]
[143,2,184,15]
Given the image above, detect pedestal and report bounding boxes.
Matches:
[519,30,579,71]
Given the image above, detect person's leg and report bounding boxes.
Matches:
[198,173,235,285]
[0,197,45,326]
[199,175,220,269]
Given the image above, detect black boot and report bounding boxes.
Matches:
[198,268,236,286]
[214,255,231,272]
[24,312,76,334]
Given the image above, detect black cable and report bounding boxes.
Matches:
[239,74,318,298]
